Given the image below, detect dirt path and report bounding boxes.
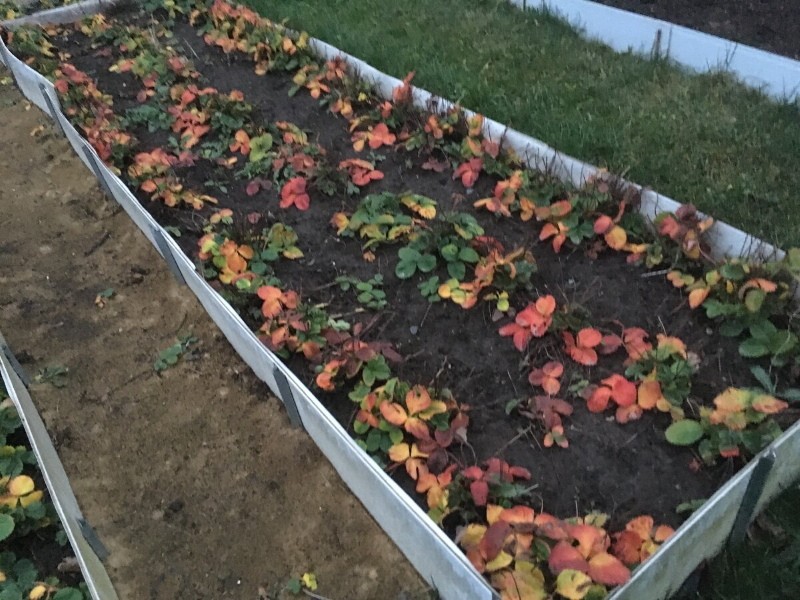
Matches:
[0,76,428,599]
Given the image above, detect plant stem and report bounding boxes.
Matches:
[302,589,334,600]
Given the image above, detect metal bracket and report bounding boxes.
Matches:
[78,518,109,561]
[0,342,30,388]
[729,448,776,545]
[151,226,186,285]
[272,365,303,429]
[81,146,114,199]
[38,82,66,136]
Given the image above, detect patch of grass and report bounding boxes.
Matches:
[248,0,800,248]
[696,486,800,599]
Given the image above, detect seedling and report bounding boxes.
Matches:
[417,276,442,303]
[285,572,318,595]
[335,274,387,310]
[154,336,199,373]
[94,288,115,308]
[34,366,68,389]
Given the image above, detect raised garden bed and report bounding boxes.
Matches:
[2,1,800,598]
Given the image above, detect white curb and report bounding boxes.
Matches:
[511,0,800,101]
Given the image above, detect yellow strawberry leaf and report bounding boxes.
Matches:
[301,572,317,591]
[555,569,593,600]
[8,475,35,497]
[456,523,487,549]
[485,551,514,573]
[29,584,47,600]
[20,490,43,508]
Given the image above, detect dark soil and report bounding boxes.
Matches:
[14,6,776,532]
[6,533,84,589]
[592,0,800,60]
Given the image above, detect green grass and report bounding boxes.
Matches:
[242,0,800,596]
[248,0,800,248]
[696,487,800,599]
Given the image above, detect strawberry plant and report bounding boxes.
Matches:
[0,445,36,478]
[625,334,694,416]
[259,292,334,362]
[499,295,557,351]
[455,505,644,598]
[335,274,387,310]
[472,246,537,296]
[612,516,675,567]
[563,328,604,367]
[417,276,442,303]
[314,327,397,391]
[128,148,216,209]
[0,552,88,600]
[665,387,788,464]
[0,474,52,543]
[582,374,639,424]
[438,240,481,281]
[669,254,800,366]
[0,395,87,597]
[120,103,173,133]
[351,122,396,151]
[449,459,533,518]
[154,336,199,372]
[332,192,434,249]
[652,204,714,265]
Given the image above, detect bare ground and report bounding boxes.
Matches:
[0,75,428,600]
